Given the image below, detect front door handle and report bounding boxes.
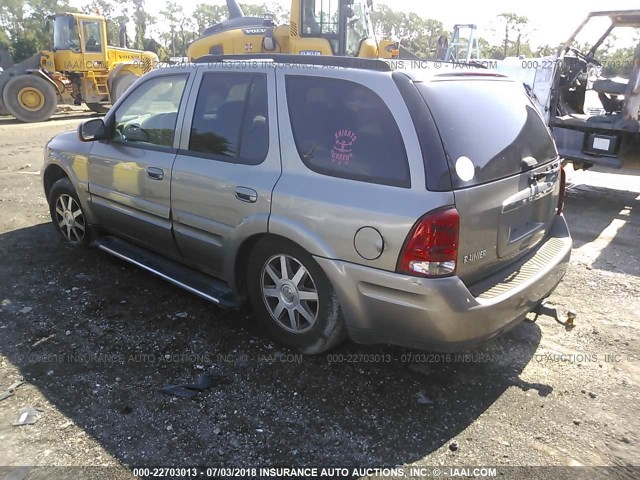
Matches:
[147,167,164,180]
[235,187,257,203]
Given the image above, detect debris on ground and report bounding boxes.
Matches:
[416,391,434,405]
[160,374,220,398]
[0,378,25,402]
[12,406,44,426]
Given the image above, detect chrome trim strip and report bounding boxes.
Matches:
[97,244,221,305]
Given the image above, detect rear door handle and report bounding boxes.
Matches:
[235,187,257,203]
[147,167,164,180]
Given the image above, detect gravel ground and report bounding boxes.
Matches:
[0,113,638,479]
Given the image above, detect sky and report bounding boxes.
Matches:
[377,0,639,47]
[72,0,640,50]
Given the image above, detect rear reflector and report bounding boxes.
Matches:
[557,167,566,215]
[397,207,460,278]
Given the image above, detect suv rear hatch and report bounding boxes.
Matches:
[417,76,561,285]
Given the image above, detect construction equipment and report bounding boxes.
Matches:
[0,13,158,123]
[187,0,398,61]
[444,24,480,63]
[522,10,640,170]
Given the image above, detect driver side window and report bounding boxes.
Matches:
[112,74,188,149]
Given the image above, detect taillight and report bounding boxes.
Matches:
[557,167,566,215]
[397,207,460,278]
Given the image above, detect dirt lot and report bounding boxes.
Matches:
[0,113,638,479]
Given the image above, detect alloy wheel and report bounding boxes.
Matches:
[261,254,319,333]
[54,194,86,243]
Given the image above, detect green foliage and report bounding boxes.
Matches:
[371,5,445,58]
[193,4,228,34]
[11,36,40,63]
[0,0,78,62]
[240,3,288,25]
[132,0,154,50]
[496,12,529,57]
[159,1,198,57]
[600,45,638,77]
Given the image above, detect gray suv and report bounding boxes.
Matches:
[42,55,571,354]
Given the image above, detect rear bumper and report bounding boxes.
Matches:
[316,214,571,351]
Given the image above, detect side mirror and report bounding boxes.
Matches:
[78,118,106,142]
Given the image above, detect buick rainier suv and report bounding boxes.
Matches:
[42,55,571,354]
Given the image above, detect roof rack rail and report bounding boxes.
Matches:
[192,54,392,72]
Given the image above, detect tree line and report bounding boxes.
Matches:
[0,0,637,76]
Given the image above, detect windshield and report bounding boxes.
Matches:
[52,15,80,51]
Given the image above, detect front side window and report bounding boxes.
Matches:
[82,21,103,53]
[112,74,188,149]
[286,76,410,187]
[188,73,269,165]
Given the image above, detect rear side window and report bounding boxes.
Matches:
[418,79,558,188]
[286,76,410,188]
[189,73,269,165]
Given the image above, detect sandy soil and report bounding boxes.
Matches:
[0,113,638,479]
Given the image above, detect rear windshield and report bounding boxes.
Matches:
[417,79,557,188]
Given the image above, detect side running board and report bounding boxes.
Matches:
[94,236,241,308]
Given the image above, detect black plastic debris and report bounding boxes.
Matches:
[0,378,25,402]
[160,374,220,398]
[416,391,434,405]
[12,406,44,426]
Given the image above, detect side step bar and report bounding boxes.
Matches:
[95,236,242,308]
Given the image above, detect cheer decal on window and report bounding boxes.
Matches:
[331,129,358,166]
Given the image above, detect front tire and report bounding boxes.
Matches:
[247,237,347,354]
[48,178,91,246]
[2,75,58,123]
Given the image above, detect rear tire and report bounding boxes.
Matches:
[247,237,347,354]
[2,74,57,123]
[111,73,138,104]
[86,103,109,114]
[48,178,91,246]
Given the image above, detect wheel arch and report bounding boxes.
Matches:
[29,70,61,96]
[43,163,69,200]
[42,160,99,225]
[232,233,269,296]
[229,227,337,296]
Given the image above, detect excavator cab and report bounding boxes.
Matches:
[187,0,389,60]
[298,0,373,55]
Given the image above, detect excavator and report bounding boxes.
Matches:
[187,0,399,60]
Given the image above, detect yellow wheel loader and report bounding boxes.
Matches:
[187,0,399,61]
[0,13,158,123]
